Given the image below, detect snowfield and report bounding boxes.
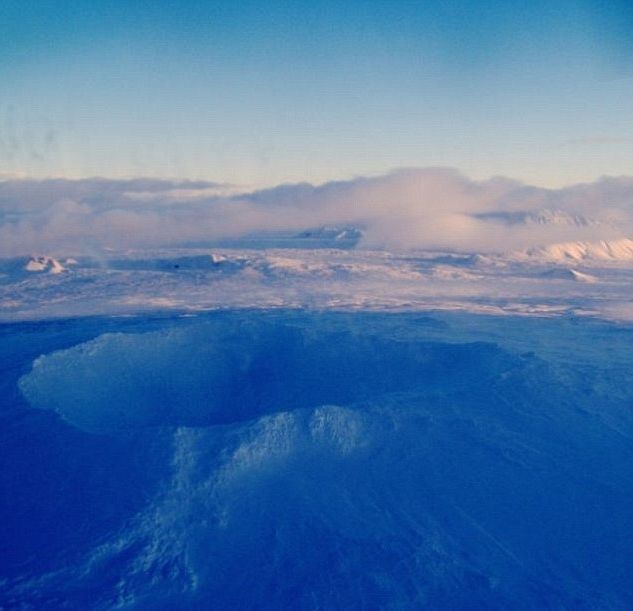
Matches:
[1,240,632,322]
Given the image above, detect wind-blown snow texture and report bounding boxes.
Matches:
[2,311,633,609]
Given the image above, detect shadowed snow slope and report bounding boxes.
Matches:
[3,311,632,609]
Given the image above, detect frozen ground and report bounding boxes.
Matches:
[0,240,632,609]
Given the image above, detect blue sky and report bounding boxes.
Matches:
[1,0,632,186]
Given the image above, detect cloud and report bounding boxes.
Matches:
[0,169,631,256]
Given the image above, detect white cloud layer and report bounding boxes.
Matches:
[0,168,631,256]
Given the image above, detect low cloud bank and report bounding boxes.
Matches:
[0,168,631,255]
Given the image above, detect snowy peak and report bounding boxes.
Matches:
[25,256,68,274]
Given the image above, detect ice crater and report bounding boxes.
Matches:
[19,320,523,433]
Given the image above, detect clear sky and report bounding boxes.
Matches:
[1,0,632,187]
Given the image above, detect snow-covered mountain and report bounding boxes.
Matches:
[515,238,633,263]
